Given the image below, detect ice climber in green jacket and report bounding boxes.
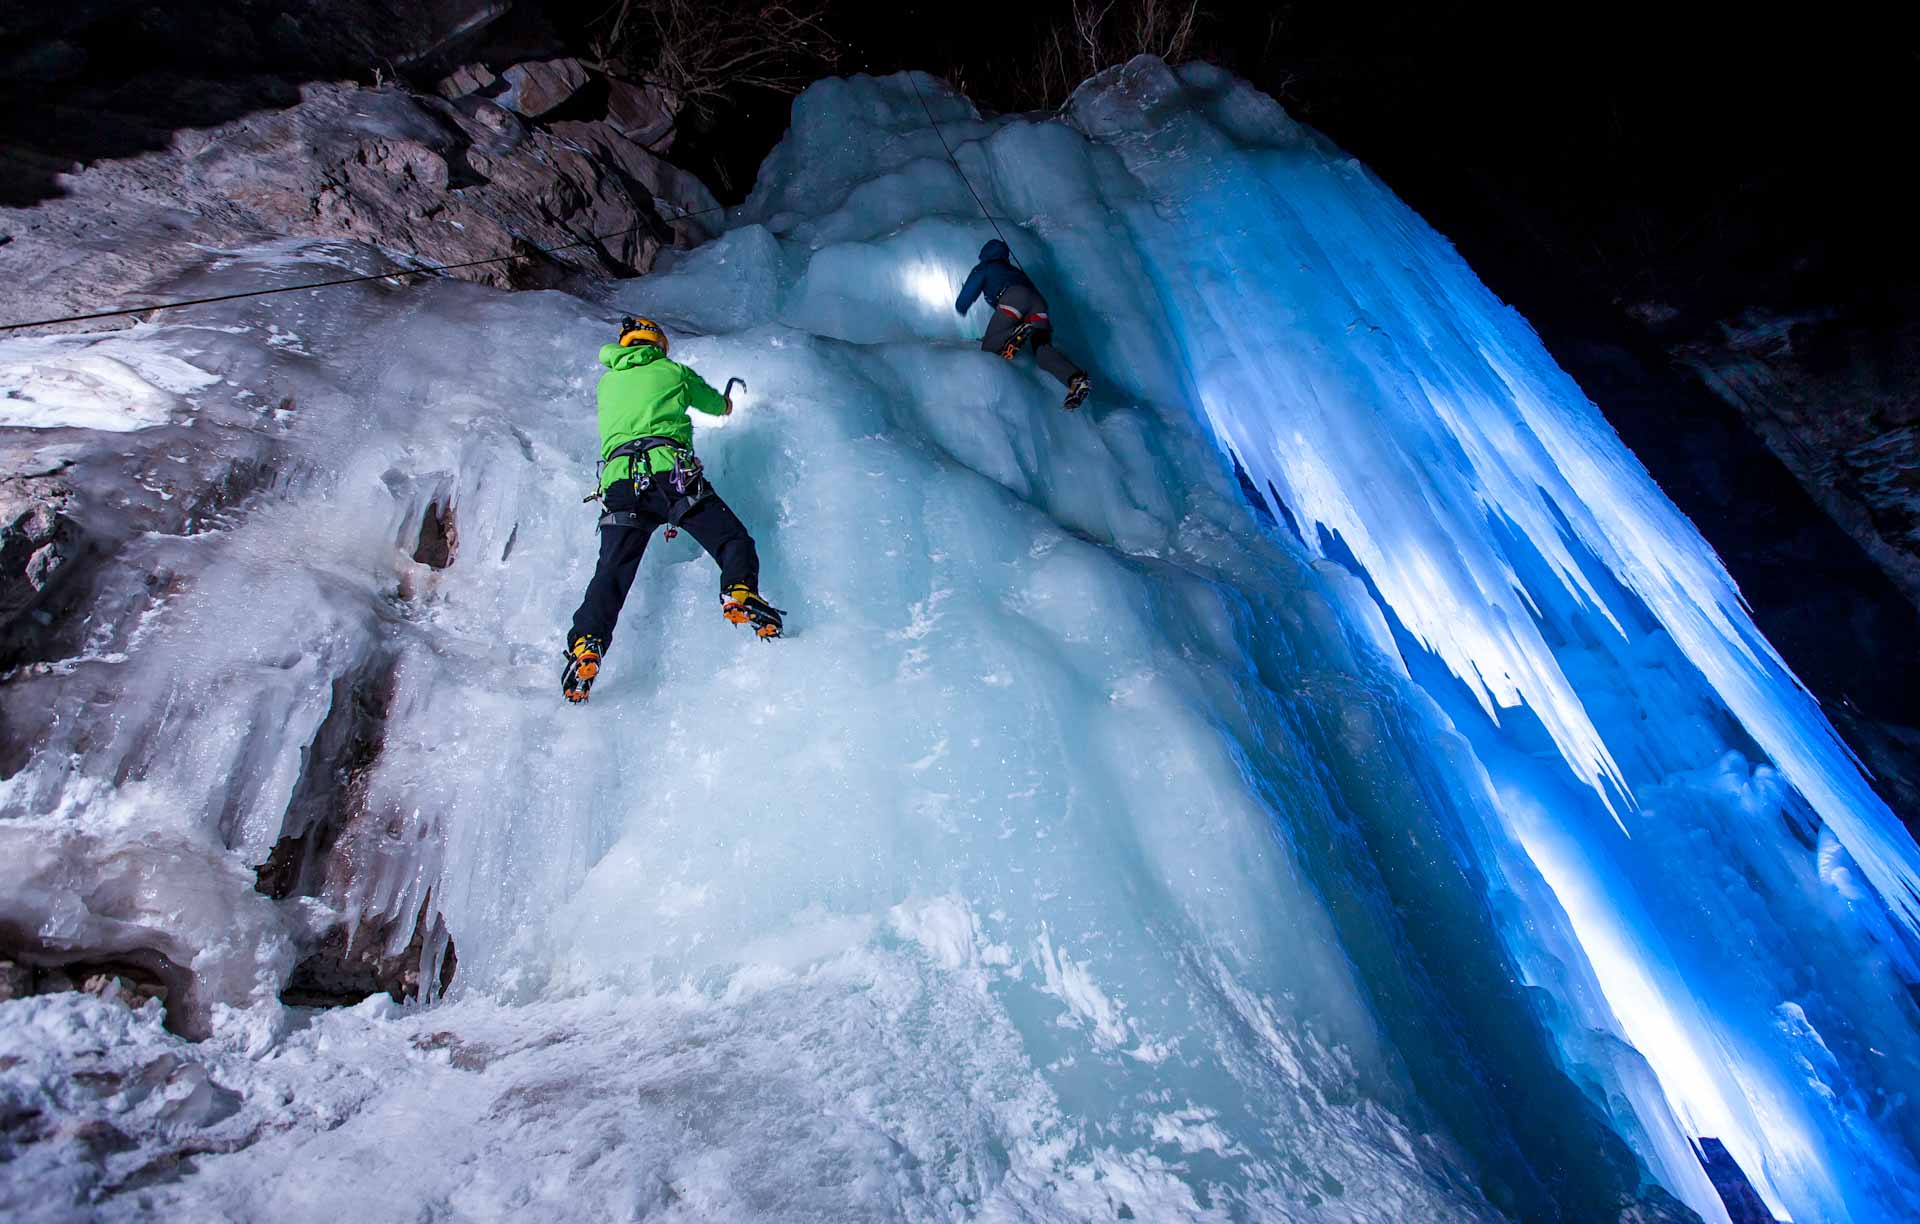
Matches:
[563,316,783,703]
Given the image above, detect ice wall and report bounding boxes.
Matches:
[2,58,1917,1224]
[1044,59,1920,1221]
[1069,64,1920,930]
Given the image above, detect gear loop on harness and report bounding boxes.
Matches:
[597,433,704,493]
[596,484,707,532]
[593,434,713,533]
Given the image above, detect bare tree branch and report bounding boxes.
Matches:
[590,0,843,123]
[1013,0,1212,110]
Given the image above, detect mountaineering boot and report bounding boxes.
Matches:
[562,636,604,703]
[998,321,1035,361]
[1063,373,1091,412]
[721,584,786,639]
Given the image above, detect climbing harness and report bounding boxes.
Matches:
[580,376,745,537]
[601,435,703,496]
[998,322,1032,360]
[999,319,1049,360]
[584,434,711,531]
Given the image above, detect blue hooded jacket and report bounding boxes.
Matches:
[954,239,1036,315]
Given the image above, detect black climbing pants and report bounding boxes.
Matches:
[981,284,1083,390]
[567,474,759,652]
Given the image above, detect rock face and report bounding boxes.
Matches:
[0,483,77,638]
[0,0,722,333]
[0,264,470,1037]
[0,0,560,207]
[1668,302,1920,612]
[0,75,720,333]
[497,56,591,119]
[0,4,725,1035]
[1600,261,1920,838]
[605,79,682,152]
[1696,1137,1784,1223]
[1530,310,1920,840]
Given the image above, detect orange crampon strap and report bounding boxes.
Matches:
[721,587,785,638]
[564,640,601,702]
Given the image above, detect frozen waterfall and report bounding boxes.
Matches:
[1,58,1916,1223]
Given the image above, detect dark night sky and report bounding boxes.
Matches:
[674,2,1914,326]
[11,1,1909,317]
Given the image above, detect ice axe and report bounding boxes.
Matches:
[664,378,745,543]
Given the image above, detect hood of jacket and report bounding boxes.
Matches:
[978,239,1010,263]
[599,342,665,371]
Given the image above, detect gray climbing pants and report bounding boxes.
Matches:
[981,284,1083,390]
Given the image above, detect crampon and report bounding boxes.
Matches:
[562,636,603,703]
[1064,373,1091,411]
[721,585,786,639]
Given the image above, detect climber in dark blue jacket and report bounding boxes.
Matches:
[955,239,1091,410]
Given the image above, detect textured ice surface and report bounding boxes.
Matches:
[0,332,220,431]
[2,59,1917,1223]
[1069,65,1920,930]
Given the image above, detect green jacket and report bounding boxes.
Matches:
[595,343,729,490]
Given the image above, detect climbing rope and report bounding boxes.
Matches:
[6,75,1006,334]
[0,203,733,333]
[905,71,1022,267]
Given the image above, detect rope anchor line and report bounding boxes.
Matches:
[3,72,1006,334]
[905,71,1022,268]
[0,204,733,334]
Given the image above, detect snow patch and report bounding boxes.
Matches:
[0,334,218,431]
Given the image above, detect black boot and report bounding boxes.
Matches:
[1063,373,1091,411]
[562,635,604,703]
[721,585,786,640]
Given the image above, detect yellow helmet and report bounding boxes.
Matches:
[617,315,668,354]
